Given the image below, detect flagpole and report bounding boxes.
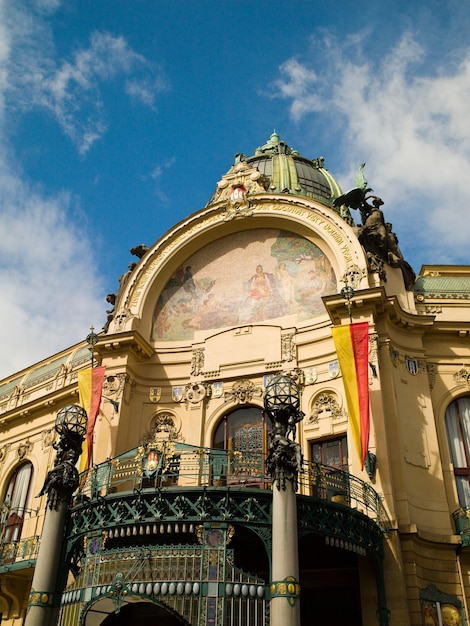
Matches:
[86,326,98,368]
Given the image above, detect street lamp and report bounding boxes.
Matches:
[25,405,87,626]
[264,374,304,626]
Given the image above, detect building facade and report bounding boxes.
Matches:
[1,132,470,625]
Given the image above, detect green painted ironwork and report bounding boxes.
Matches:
[452,507,470,547]
[0,534,40,573]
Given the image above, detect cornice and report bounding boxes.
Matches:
[323,288,438,333]
[97,330,154,359]
[0,382,79,428]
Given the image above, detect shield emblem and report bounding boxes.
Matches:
[305,367,318,385]
[329,361,340,378]
[390,347,399,368]
[172,386,183,402]
[149,387,161,403]
[406,357,418,375]
[264,374,275,388]
[145,450,160,476]
[212,382,223,398]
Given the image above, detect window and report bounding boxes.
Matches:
[311,436,348,471]
[310,436,349,502]
[2,462,33,543]
[445,396,470,507]
[213,407,271,485]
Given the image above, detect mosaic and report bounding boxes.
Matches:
[152,229,336,341]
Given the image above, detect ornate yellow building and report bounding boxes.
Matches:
[1,133,470,625]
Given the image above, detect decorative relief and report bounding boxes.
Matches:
[213,160,270,213]
[185,383,206,404]
[304,367,318,385]
[112,308,133,331]
[369,333,378,362]
[9,385,23,410]
[281,333,296,362]
[17,439,33,459]
[0,444,10,463]
[224,380,263,404]
[454,368,470,388]
[191,348,205,376]
[103,374,126,398]
[342,264,366,290]
[143,412,181,443]
[42,428,56,449]
[426,363,437,390]
[424,305,442,314]
[309,392,345,424]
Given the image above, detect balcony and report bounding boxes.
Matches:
[0,442,390,576]
[453,507,470,547]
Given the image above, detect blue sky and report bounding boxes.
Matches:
[1,0,470,379]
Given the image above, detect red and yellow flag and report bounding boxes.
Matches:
[78,366,106,472]
[331,322,370,469]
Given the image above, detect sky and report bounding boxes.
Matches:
[1,0,470,380]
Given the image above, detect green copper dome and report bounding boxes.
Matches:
[246,132,343,207]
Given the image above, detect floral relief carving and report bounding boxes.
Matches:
[309,392,345,424]
[143,412,182,443]
[224,380,263,404]
[17,439,33,459]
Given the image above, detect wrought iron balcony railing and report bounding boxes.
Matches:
[0,441,391,573]
[74,441,390,530]
[452,507,470,547]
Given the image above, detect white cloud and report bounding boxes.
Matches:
[0,156,105,379]
[148,157,176,202]
[3,4,167,154]
[0,2,159,379]
[272,31,470,269]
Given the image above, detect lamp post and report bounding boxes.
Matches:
[264,374,304,626]
[25,404,87,626]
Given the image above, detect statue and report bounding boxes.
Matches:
[334,165,416,289]
[37,405,87,511]
[103,293,116,332]
[266,419,303,491]
[264,374,304,491]
[130,244,149,259]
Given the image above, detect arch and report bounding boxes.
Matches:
[1,461,33,543]
[109,196,368,341]
[84,597,189,626]
[143,411,181,443]
[308,388,346,424]
[298,532,363,626]
[444,395,470,508]
[212,405,271,487]
[150,228,337,342]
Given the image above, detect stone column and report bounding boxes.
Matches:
[25,503,68,626]
[25,405,87,626]
[264,374,303,626]
[270,481,301,625]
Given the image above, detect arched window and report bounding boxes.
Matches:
[445,396,470,507]
[213,407,271,485]
[1,462,33,543]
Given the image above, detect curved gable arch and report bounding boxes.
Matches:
[109,196,367,343]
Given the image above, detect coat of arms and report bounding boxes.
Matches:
[212,382,223,398]
[172,386,184,402]
[149,387,161,403]
[406,357,419,376]
[329,361,340,378]
[305,367,318,385]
